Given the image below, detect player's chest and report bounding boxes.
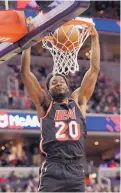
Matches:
[43,107,84,141]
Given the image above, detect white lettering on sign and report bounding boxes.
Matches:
[0,114,8,128]
[0,114,40,129]
[9,115,20,127]
[0,37,11,42]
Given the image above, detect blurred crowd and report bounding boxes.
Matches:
[0,140,120,192]
[0,140,120,168]
[86,71,120,114]
[0,171,120,192]
[0,64,120,114]
[94,1,120,19]
[85,172,120,192]
[0,171,38,192]
[0,141,41,167]
[100,158,120,169]
[85,1,120,20]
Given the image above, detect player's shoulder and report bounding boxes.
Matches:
[69,97,86,119]
[68,98,79,107]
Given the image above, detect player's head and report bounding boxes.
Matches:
[46,73,70,102]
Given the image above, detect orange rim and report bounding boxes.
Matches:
[39,20,93,43]
[63,19,93,29]
[38,35,54,43]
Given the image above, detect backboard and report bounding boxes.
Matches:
[0,0,90,64]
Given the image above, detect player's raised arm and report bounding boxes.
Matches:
[72,27,100,116]
[21,48,50,117]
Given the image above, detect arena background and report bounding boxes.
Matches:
[0,1,120,192]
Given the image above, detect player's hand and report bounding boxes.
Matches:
[27,17,35,32]
[90,26,98,37]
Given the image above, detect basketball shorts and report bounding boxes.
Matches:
[38,157,85,192]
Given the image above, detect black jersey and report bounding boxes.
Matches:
[40,99,87,159]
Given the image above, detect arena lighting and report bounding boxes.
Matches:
[90,160,94,165]
[85,52,89,56]
[115,139,119,143]
[91,173,97,178]
[100,10,104,15]
[1,146,5,150]
[71,71,76,76]
[94,141,99,145]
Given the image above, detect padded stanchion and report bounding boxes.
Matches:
[0,10,28,43]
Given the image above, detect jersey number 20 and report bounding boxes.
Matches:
[55,121,81,141]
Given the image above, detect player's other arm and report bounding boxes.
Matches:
[72,27,100,116]
[21,48,50,117]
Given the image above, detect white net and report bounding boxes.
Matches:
[42,19,93,75]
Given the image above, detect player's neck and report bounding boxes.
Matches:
[54,97,68,104]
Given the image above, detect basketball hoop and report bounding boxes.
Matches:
[41,19,94,75]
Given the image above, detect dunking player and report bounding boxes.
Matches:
[21,26,100,192]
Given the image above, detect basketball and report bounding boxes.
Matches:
[53,25,80,52]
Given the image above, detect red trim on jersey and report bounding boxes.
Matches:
[70,97,85,120]
[40,101,53,119]
[38,160,46,191]
[40,119,47,156]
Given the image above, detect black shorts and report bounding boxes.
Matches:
[38,157,85,192]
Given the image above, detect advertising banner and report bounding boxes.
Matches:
[93,18,120,33]
[0,111,120,132]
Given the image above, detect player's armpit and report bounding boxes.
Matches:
[71,68,99,118]
[76,67,99,103]
[72,66,99,102]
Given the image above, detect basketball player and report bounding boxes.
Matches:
[21,26,100,192]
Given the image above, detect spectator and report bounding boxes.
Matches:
[32,147,41,166]
[0,63,120,114]
[0,171,120,192]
